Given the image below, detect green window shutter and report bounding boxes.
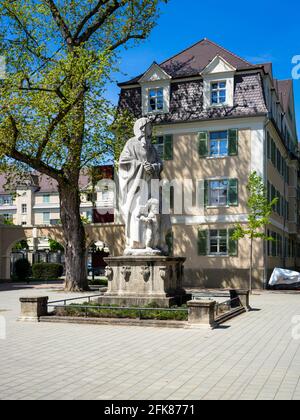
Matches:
[228,129,238,156]
[228,229,238,257]
[198,229,208,256]
[228,179,238,206]
[198,132,208,157]
[164,135,173,161]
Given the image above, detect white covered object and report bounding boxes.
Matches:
[269,268,300,286]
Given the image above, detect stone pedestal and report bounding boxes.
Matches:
[230,289,251,311]
[187,299,217,329]
[98,256,187,308]
[18,297,48,322]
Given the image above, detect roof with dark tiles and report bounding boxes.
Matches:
[119,38,255,86]
[119,72,268,123]
[118,39,297,123]
[276,80,292,113]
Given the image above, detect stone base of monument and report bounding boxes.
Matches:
[98,256,187,308]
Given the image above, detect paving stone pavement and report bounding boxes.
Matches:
[0,284,300,400]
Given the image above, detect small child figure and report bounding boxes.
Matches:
[138,199,160,251]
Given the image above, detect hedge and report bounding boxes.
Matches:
[14,258,32,281]
[32,263,64,280]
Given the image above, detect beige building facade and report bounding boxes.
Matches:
[118,39,300,289]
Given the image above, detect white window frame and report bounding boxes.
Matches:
[21,204,27,214]
[211,81,227,105]
[1,195,13,206]
[209,180,229,207]
[209,229,228,256]
[209,131,228,157]
[43,212,50,225]
[148,87,164,113]
[43,195,50,204]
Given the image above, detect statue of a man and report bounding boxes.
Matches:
[119,117,171,256]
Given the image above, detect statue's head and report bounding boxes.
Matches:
[134,117,152,146]
[147,198,159,215]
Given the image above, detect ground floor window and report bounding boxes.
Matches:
[198,228,238,257]
[209,230,228,255]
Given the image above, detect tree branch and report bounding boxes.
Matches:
[76,0,127,45]
[108,32,147,51]
[9,148,62,181]
[4,4,39,46]
[44,0,74,47]
[19,85,68,103]
[74,0,111,39]
[36,87,87,161]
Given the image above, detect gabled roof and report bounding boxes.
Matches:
[119,38,253,86]
[138,62,171,83]
[201,55,236,75]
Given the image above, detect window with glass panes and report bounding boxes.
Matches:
[209,180,228,206]
[154,136,164,158]
[3,213,13,222]
[148,88,164,112]
[153,135,173,161]
[209,131,228,157]
[1,195,13,205]
[43,212,50,224]
[43,195,50,204]
[21,204,27,214]
[211,81,226,105]
[209,230,228,255]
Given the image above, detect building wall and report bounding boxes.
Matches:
[154,118,267,288]
[173,223,265,289]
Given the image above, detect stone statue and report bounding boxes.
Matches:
[119,117,171,256]
[138,198,160,252]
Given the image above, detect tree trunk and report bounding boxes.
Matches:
[59,181,89,292]
[249,237,253,294]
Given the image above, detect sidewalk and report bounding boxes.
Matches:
[0,285,300,400]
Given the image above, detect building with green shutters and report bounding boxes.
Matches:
[118,38,299,289]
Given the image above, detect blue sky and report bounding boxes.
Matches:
[107,0,300,139]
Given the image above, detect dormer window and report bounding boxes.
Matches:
[148,88,164,112]
[138,62,171,116]
[211,81,227,105]
[201,55,236,110]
